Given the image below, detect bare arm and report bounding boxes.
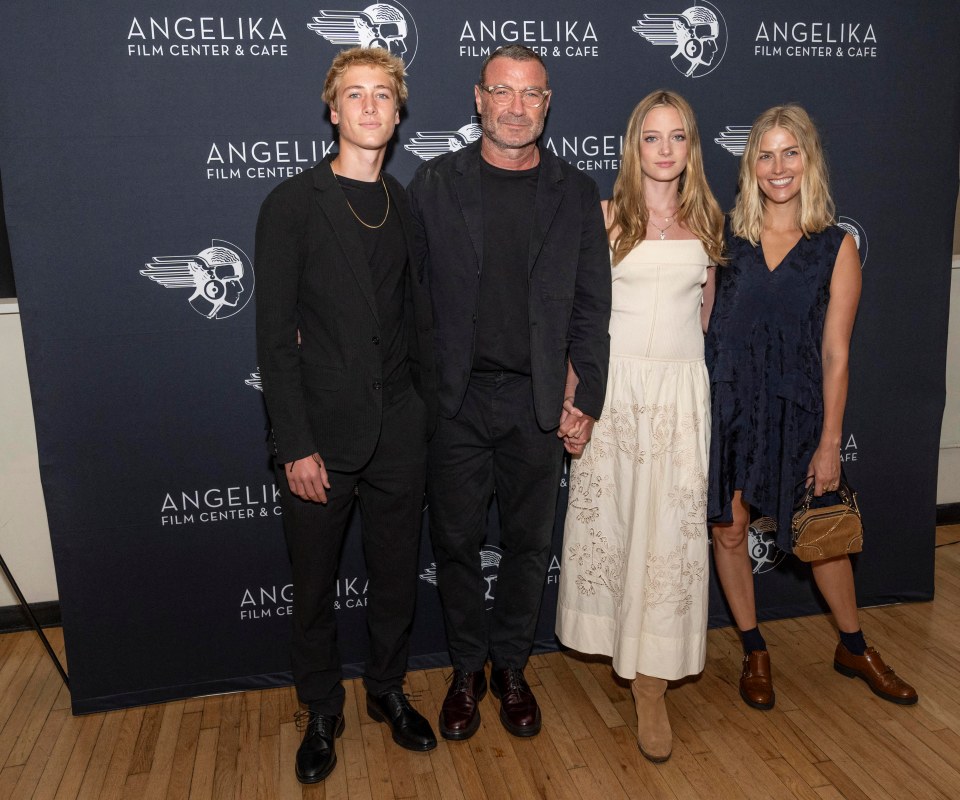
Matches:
[701,265,717,333]
[807,234,862,495]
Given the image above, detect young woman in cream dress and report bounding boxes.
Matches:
[556,90,724,762]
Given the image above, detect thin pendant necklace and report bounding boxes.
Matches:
[649,208,678,240]
[344,175,390,229]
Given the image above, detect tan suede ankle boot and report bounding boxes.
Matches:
[631,674,671,762]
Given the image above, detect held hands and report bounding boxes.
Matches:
[805,442,841,498]
[558,396,596,456]
[285,453,331,503]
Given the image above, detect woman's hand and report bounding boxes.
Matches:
[806,442,841,497]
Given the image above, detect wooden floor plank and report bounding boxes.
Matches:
[527,664,587,770]
[6,655,64,768]
[53,712,103,800]
[11,708,70,800]
[1,764,24,798]
[255,733,279,800]
[0,651,51,767]
[141,701,184,800]
[78,713,127,800]
[165,711,202,800]
[237,706,262,800]
[275,722,302,800]
[211,693,242,800]
[28,709,84,800]
[97,707,147,800]
[188,727,218,800]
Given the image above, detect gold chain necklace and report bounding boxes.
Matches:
[344,175,390,229]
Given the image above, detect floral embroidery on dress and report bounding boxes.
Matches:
[643,410,707,612]
[592,403,646,464]
[569,460,612,526]
[568,528,624,599]
[644,405,702,469]
[676,468,707,540]
[645,542,704,616]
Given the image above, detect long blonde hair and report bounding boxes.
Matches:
[730,104,835,244]
[609,90,724,266]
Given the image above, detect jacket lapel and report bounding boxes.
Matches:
[527,149,564,275]
[453,144,484,270]
[312,158,380,325]
[389,177,417,281]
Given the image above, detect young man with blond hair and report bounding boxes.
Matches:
[255,46,437,783]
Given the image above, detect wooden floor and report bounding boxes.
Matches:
[3,527,960,800]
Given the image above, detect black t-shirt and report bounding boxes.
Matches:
[473,158,539,374]
[337,174,409,388]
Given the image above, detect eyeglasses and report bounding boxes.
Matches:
[479,85,551,108]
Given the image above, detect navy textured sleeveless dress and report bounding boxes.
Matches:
[705,223,846,551]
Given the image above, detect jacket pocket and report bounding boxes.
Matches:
[301,364,344,392]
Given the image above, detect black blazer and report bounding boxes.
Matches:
[255,156,437,471]
[407,140,610,428]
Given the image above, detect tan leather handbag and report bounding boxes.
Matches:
[791,478,863,562]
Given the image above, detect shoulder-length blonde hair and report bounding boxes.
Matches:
[608,89,724,266]
[730,104,835,244]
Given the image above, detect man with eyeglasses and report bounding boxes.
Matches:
[407,44,610,741]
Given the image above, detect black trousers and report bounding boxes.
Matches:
[277,382,427,715]
[427,372,564,672]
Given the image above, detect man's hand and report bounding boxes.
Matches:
[558,397,596,455]
[285,453,331,503]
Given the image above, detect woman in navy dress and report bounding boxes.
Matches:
[706,105,917,710]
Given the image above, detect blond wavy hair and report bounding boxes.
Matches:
[731,104,835,244]
[322,47,408,112]
[608,90,724,266]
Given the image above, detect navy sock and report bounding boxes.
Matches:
[839,629,867,656]
[740,626,766,654]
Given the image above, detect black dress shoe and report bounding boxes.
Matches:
[490,667,541,737]
[367,690,437,751]
[439,670,487,741]
[295,711,344,784]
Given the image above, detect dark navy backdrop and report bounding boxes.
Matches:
[1,1,957,713]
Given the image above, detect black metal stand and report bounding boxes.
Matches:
[0,551,69,687]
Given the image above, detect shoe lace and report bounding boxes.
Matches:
[447,671,474,694]
[503,668,527,693]
[294,709,339,734]
[294,710,316,731]
[385,690,421,708]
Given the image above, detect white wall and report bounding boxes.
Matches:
[0,299,57,605]
[938,256,960,505]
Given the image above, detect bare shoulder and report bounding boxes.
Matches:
[834,231,862,274]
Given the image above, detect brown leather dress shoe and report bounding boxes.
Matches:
[740,650,775,710]
[833,643,918,705]
[439,670,487,740]
[490,667,541,737]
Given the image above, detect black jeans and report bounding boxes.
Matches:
[278,382,427,714]
[427,371,564,672]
